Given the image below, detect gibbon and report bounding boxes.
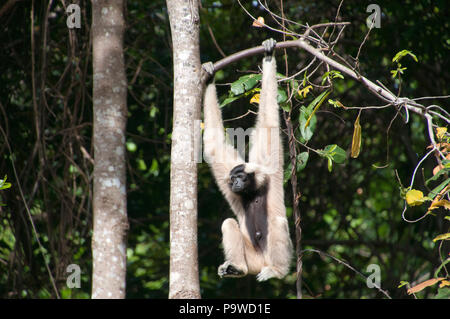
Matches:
[202,39,293,282]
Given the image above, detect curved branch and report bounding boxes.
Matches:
[202,39,449,153]
[202,39,428,117]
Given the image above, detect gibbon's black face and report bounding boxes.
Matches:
[229,164,255,194]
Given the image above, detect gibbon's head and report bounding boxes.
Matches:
[229,164,256,194]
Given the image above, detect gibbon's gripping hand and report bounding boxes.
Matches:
[262,38,277,62]
[202,62,215,83]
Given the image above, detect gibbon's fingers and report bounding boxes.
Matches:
[218,261,246,278]
[202,62,215,76]
[262,38,277,61]
[256,266,278,282]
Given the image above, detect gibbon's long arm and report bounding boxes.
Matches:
[249,50,283,179]
[203,84,245,205]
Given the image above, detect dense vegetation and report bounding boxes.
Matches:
[0,0,448,298]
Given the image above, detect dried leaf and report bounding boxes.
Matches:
[428,200,450,212]
[432,232,450,242]
[328,99,346,109]
[351,113,362,158]
[252,17,265,27]
[407,278,444,294]
[433,164,444,176]
[436,127,447,140]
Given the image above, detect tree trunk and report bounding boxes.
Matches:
[166,0,202,299]
[91,0,128,299]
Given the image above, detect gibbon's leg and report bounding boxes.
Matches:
[249,39,283,176]
[202,63,245,194]
[242,236,266,275]
[257,215,292,281]
[218,218,248,278]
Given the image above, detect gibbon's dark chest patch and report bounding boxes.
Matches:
[242,188,268,250]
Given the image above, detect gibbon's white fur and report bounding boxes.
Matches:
[203,51,293,282]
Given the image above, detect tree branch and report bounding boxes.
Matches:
[202,39,448,155]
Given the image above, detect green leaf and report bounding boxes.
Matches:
[149,159,159,176]
[327,157,333,172]
[392,49,418,63]
[317,144,346,172]
[284,163,293,184]
[324,144,346,164]
[126,141,137,152]
[219,95,243,107]
[137,159,147,171]
[296,152,309,171]
[277,88,288,104]
[230,74,262,95]
[299,106,317,141]
[434,288,450,299]
[434,258,450,278]
[304,90,331,129]
[398,281,409,288]
[328,99,345,108]
[0,176,11,190]
[427,178,450,199]
[321,70,344,85]
[280,102,291,112]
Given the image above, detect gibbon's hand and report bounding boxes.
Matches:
[202,62,215,76]
[201,62,215,84]
[262,38,277,61]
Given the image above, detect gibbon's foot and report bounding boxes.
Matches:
[202,62,215,76]
[262,38,276,61]
[218,261,246,278]
[256,266,278,282]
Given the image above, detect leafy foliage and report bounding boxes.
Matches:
[0,0,448,299]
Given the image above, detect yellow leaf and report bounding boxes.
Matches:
[298,85,313,98]
[428,199,450,212]
[252,17,265,27]
[250,94,260,104]
[432,232,450,242]
[407,278,444,294]
[200,122,204,130]
[439,280,450,288]
[351,112,362,158]
[405,189,425,206]
[436,127,447,140]
[332,100,346,109]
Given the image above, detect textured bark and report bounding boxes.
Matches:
[91,0,128,299]
[166,0,202,299]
